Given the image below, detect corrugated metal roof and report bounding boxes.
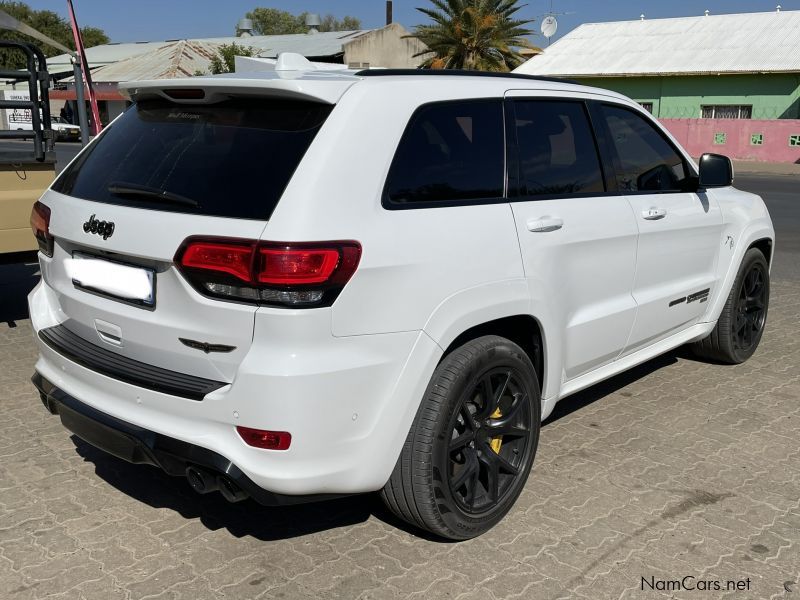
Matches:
[46,30,372,74]
[515,10,800,77]
[202,30,370,58]
[81,40,223,82]
[47,41,173,72]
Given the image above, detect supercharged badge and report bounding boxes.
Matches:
[83,215,115,240]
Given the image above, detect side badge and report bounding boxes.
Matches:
[179,338,236,354]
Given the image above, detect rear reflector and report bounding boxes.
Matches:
[30,201,53,257]
[236,426,291,450]
[175,237,361,308]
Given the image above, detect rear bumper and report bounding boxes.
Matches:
[28,278,443,496]
[32,371,341,506]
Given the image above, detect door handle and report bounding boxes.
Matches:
[642,207,667,220]
[527,217,563,232]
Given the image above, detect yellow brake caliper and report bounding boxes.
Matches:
[489,407,503,454]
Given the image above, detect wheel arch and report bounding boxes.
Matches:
[438,314,546,402]
[704,223,774,324]
[748,237,773,266]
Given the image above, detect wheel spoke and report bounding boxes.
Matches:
[466,462,480,509]
[493,371,511,407]
[451,447,478,492]
[477,375,495,419]
[449,431,473,453]
[487,392,527,431]
[486,421,529,438]
[478,446,500,502]
[460,404,478,432]
[481,444,520,476]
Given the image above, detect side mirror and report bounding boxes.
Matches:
[698,153,733,188]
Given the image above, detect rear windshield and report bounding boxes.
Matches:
[52,98,332,220]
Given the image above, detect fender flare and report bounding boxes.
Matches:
[703,221,774,324]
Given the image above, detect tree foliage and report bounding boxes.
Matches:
[0,1,110,69]
[410,0,537,71]
[208,42,256,74]
[245,8,361,35]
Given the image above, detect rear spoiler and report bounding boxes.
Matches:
[119,72,359,106]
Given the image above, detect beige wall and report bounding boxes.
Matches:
[343,23,431,69]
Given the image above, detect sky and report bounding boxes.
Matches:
[17,0,799,45]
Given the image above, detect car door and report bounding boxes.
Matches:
[506,95,639,381]
[593,103,723,354]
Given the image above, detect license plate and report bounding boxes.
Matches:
[66,253,156,308]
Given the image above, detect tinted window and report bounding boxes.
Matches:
[600,104,691,193]
[513,100,604,197]
[385,100,504,205]
[53,99,332,220]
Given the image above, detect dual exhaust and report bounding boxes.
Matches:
[185,465,249,503]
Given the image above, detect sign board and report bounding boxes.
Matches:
[2,89,32,130]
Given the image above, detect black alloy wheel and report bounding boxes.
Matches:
[733,261,768,353]
[690,247,770,364]
[381,335,541,540]
[448,368,533,513]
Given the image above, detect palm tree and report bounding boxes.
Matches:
[410,0,538,71]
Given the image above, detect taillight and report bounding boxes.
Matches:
[30,201,54,257]
[236,426,291,450]
[175,237,361,308]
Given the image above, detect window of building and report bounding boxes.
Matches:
[384,100,504,205]
[638,102,654,114]
[511,100,605,197]
[600,104,692,193]
[701,105,753,119]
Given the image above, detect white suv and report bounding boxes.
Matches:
[28,62,774,540]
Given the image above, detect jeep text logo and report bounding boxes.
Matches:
[83,215,115,240]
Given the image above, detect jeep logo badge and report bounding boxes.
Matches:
[83,215,115,240]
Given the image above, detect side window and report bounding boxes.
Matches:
[512,100,605,197]
[600,104,692,193]
[384,100,504,205]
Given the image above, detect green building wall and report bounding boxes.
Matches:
[575,74,800,119]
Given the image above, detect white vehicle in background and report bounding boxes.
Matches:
[28,56,774,540]
[12,115,81,142]
[50,116,81,142]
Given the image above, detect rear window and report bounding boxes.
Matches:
[52,98,332,220]
[384,100,504,206]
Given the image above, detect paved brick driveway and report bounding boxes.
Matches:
[1,279,798,600]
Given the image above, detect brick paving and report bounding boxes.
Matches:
[1,279,798,599]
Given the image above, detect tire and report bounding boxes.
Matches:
[691,248,769,364]
[380,335,541,540]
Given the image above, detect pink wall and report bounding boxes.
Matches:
[661,118,800,163]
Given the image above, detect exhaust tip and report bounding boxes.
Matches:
[185,466,219,494]
[217,476,249,503]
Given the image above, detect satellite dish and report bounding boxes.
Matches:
[541,15,558,39]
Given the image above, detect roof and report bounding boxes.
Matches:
[515,10,800,77]
[46,30,372,75]
[79,40,223,83]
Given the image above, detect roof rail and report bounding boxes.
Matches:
[353,68,578,85]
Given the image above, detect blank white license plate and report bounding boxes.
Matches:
[66,253,156,307]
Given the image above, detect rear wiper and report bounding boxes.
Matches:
[107,182,198,207]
